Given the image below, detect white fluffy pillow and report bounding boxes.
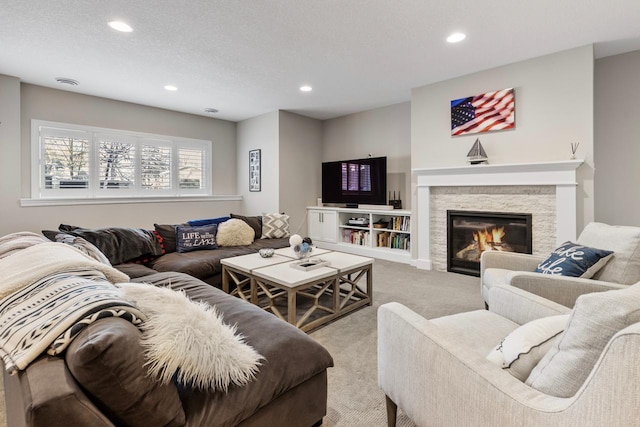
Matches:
[118,282,263,391]
[216,218,255,246]
[487,314,569,381]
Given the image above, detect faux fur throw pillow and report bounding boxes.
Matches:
[216,218,255,246]
[117,282,263,391]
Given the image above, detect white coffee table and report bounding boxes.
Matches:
[222,250,374,332]
[273,246,331,259]
[311,251,373,314]
[252,262,339,332]
[221,253,292,303]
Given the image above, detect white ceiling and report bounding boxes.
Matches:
[1,0,639,122]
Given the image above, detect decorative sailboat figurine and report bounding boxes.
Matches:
[466,138,488,165]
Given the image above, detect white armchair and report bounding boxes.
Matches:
[481,222,640,308]
[378,284,640,427]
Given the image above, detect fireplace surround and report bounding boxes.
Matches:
[413,160,583,271]
[447,210,532,276]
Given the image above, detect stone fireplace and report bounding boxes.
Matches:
[447,210,532,276]
[413,160,583,271]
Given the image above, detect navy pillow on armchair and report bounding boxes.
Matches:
[534,242,614,278]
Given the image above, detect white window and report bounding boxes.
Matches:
[31,120,212,199]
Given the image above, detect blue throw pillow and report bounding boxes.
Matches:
[534,241,614,278]
[187,216,230,227]
[176,224,218,253]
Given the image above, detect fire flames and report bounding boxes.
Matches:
[456,226,514,262]
[473,226,506,252]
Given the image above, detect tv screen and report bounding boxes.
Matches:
[322,156,387,206]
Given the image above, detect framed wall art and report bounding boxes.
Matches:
[249,149,261,192]
[451,88,515,136]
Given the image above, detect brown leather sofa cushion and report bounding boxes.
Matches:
[133,272,334,426]
[65,318,185,427]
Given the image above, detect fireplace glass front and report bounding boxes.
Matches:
[447,210,532,276]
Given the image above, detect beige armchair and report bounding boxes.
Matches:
[481,222,640,308]
[378,284,640,427]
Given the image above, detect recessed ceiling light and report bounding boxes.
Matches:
[447,32,466,43]
[204,108,219,114]
[108,21,133,32]
[55,77,79,86]
[300,85,313,92]
[164,85,178,91]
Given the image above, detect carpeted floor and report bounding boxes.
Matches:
[311,259,484,427]
[0,260,482,427]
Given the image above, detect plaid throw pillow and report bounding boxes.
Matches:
[261,213,290,239]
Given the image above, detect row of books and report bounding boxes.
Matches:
[387,216,410,232]
[341,229,411,250]
[375,231,411,250]
[341,229,370,246]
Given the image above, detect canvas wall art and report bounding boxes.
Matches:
[451,88,515,136]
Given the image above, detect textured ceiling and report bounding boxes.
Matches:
[1,0,639,121]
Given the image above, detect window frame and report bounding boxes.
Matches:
[31,120,212,200]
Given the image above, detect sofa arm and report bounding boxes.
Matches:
[507,272,627,307]
[488,284,571,325]
[481,251,546,273]
[3,356,114,427]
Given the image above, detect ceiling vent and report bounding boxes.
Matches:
[204,108,219,114]
[55,77,79,86]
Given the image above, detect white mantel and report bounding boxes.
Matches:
[412,160,584,270]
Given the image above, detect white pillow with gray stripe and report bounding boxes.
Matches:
[526,282,640,397]
[487,314,568,381]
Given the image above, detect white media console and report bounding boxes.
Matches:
[307,206,412,264]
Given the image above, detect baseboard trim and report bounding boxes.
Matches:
[415,259,433,270]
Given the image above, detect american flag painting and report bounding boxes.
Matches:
[450,88,515,136]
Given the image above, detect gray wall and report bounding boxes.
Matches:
[279,111,323,235]
[594,50,640,226]
[322,102,411,208]
[0,78,241,235]
[236,110,323,235]
[0,75,22,235]
[236,111,280,216]
[411,45,595,233]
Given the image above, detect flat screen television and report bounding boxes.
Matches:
[322,156,387,206]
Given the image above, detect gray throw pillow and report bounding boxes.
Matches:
[525,282,640,397]
[261,213,290,239]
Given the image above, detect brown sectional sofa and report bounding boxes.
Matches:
[146,237,290,287]
[2,271,334,427]
[47,220,291,287]
[3,223,333,427]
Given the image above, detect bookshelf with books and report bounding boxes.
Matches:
[307,206,411,264]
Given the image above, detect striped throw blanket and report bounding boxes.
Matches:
[0,241,146,374]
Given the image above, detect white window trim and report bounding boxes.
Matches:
[30,119,213,200]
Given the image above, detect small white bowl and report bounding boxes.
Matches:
[259,248,275,258]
